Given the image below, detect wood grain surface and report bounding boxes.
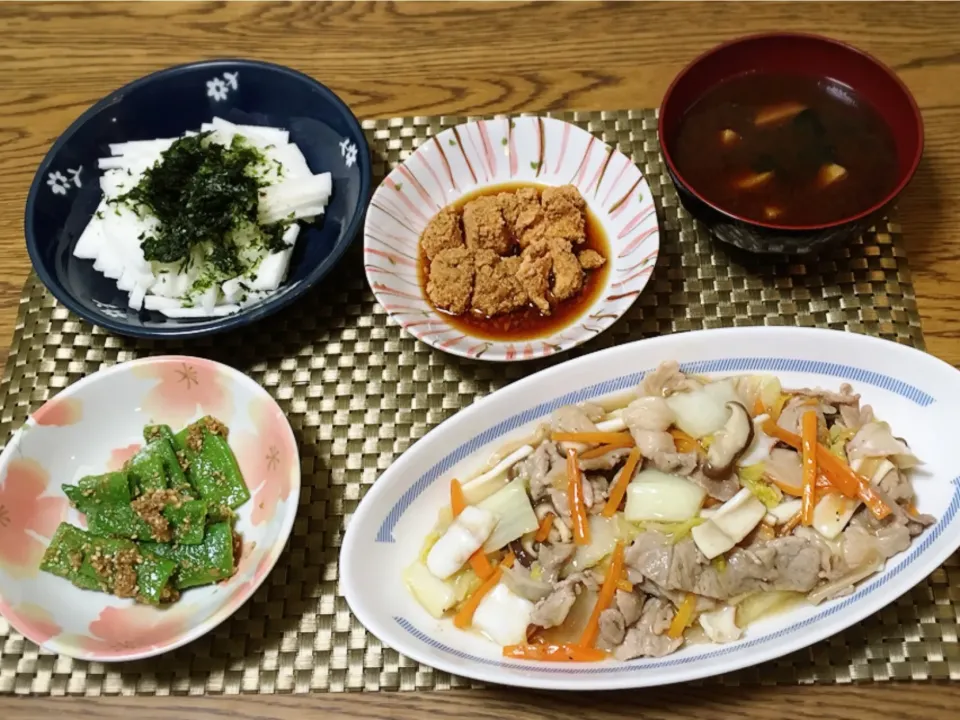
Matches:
[1,1,960,718]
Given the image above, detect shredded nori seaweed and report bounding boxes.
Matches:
[113,132,287,274]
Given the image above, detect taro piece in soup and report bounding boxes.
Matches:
[672,73,899,226]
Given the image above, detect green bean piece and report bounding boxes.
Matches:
[62,471,131,514]
[86,503,160,541]
[143,424,174,444]
[187,431,250,510]
[126,446,168,495]
[163,499,208,545]
[143,521,236,589]
[205,503,236,525]
[40,523,177,604]
[142,427,191,493]
[40,523,100,591]
[133,553,179,605]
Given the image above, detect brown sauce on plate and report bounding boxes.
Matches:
[672,73,899,226]
[418,182,610,342]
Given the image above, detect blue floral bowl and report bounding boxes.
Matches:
[24,59,371,338]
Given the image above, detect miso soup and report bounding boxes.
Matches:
[672,73,899,226]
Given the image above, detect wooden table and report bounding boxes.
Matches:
[2,1,960,718]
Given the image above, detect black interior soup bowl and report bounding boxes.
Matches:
[658,33,923,255]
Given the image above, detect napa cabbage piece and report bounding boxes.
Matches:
[404,561,456,618]
[737,462,782,509]
[735,591,804,626]
[476,477,539,552]
[567,515,620,572]
[404,560,482,619]
[828,424,857,460]
[634,516,706,544]
[736,374,783,412]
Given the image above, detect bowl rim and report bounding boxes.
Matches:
[24,58,372,339]
[657,31,924,232]
[0,353,302,662]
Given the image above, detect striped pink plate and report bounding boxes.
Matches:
[363,116,659,362]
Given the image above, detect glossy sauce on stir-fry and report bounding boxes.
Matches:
[405,363,931,662]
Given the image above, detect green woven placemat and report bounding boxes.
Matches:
[0,109,954,696]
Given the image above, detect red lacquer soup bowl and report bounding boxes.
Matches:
[658,33,923,255]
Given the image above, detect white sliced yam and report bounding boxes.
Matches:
[282,223,300,247]
[98,156,130,171]
[221,277,246,304]
[151,266,200,298]
[128,283,147,311]
[101,206,151,274]
[209,116,243,142]
[236,123,289,145]
[155,304,240,319]
[108,139,175,157]
[74,206,107,260]
[143,295,183,311]
[211,117,283,150]
[117,269,137,293]
[258,174,332,224]
[263,143,312,179]
[197,286,218,315]
[206,129,235,148]
[239,290,273,308]
[291,205,326,221]
[247,249,292,291]
[100,169,141,197]
[93,253,124,280]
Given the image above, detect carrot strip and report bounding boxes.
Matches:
[670,428,700,454]
[768,471,833,498]
[820,451,892,519]
[453,567,503,629]
[534,512,555,542]
[667,593,697,639]
[552,431,634,445]
[580,438,635,459]
[450,479,467,517]
[601,447,642,517]
[801,411,818,526]
[567,449,591,545]
[468,550,495,580]
[778,511,803,537]
[761,419,892,520]
[753,396,766,417]
[503,643,607,662]
[579,541,625,648]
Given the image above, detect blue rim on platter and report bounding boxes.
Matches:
[24,58,372,339]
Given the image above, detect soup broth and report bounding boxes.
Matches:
[672,73,899,226]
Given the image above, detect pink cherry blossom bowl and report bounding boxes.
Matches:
[0,355,300,661]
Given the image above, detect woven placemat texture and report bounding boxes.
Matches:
[0,109,955,696]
